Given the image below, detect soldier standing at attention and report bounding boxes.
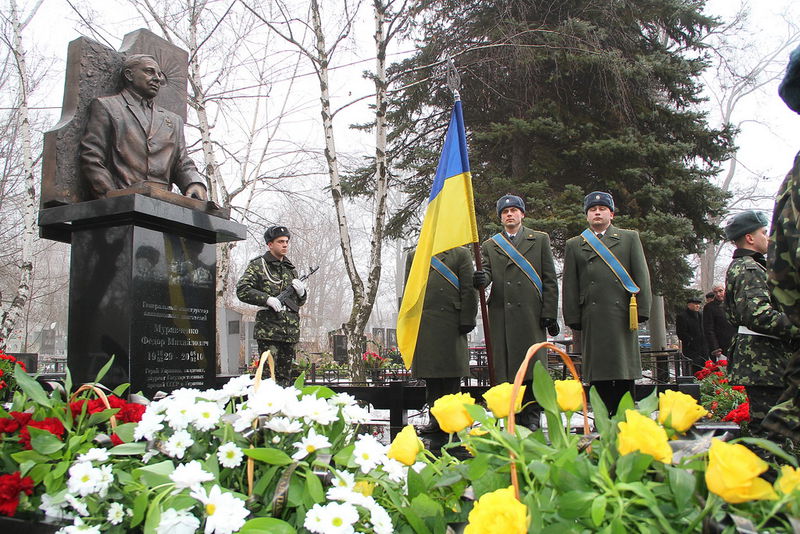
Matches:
[236,226,307,386]
[405,246,478,434]
[764,44,800,444]
[473,194,559,430]
[724,210,800,437]
[562,191,652,415]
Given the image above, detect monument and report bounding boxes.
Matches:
[38,29,246,397]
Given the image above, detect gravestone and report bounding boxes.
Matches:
[38,30,246,397]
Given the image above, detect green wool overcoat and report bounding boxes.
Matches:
[562,225,652,383]
[405,247,478,378]
[481,227,558,382]
[406,247,478,378]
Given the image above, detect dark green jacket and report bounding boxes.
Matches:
[725,249,799,386]
[562,225,652,382]
[405,246,478,378]
[236,253,307,343]
[481,226,558,382]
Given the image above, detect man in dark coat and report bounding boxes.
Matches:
[703,284,736,361]
[675,297,706,376]
[405,246,478,433]
[236,226,307,386]
[473,194,559,429]
[562,191,652,415]
[724,210,800,436]
[80,54,207,200]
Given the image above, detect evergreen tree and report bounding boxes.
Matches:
[382,0,733,300]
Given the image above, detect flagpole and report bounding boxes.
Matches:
[447,57,495,386]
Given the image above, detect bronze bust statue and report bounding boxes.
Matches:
[79,54,207,200]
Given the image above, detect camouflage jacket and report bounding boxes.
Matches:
[725,249,800,385]
[236,253,307,343]
[769,151,800,326]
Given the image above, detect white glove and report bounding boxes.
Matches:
[266,296,284,312]
[291,278,306,297]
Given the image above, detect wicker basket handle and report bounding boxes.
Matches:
[247,350,276,497]
[69,384,118,429]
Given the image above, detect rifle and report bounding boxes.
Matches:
[276,265,319,312]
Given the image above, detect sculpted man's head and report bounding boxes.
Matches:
[122,54,164,100]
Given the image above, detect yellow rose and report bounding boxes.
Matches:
[617,409,673,463]
[483,383,525,418]
[387,424,423,466]
[705,438,777,503]
[464,486,528,534]
[431,392,476,433]
[776,466,800,495]
[554,380,584,412]
[353,480,375,497]
[657,390,708,433]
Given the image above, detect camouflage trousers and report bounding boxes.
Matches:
[745,385,784,438]
[256,340,296,387]
[763,349,800,444]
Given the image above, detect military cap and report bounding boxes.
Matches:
[779,44,800,114]
[584,191,615,213]
[264,225,291,243]
[687,296,702,304]
[705,291,714,300]
[496,194,525,216]
[724,210,769,241]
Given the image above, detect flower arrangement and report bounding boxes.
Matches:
[361,351,386,369]
[694,359,749,423]
[0,349,27,400]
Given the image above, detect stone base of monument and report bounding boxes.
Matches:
[38,194,246,397]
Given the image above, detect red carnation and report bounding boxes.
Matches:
[718,360,728,366]
[110,433,124,446]
[0,471,34,516]
[18,418,65,450]
[732,385,746,392]
[118,402,146,423]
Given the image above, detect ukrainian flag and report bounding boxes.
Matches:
[397,100,478,369]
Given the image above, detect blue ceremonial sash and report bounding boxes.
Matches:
[580,229,640,294]
[431,256,459,289]
[490,233,543,298]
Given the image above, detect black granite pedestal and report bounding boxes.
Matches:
[38,194,246,397]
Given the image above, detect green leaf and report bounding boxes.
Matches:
[556,490,595,519]
[532,360,558,414]
[239,518,297,534]
[301,385,334,399]
[87,408,120,427]
[615,451,653,483]
[332,442,354,467]
[591,495,607,526]
[616,392,635,415]
[112,422,138,443]
[243,447,293,465]
[29,426,65,455]
[109,442,147,455]
[133,460,175,487]
[13,364,51,407]
[637,387,659,414]
[735,437,799,467]
[407,463,425,499]
[589,386,610,436]
[131,491,149,527]
[253,465,279,496]
[667,465,695,511]
[93,355,116,384]
[304,470,324,503]
[112,383,131,396]
[466,451,490,481]
[410,493,445,534]
[143,498,162,534]
[11,450,51,464]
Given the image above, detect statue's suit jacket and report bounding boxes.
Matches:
[80,89,203,197]
[562,225,652,382]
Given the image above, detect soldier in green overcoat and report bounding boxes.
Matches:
[562,192,652,414]
[405,246,478,433]
[473,194,559,429]
[236,226,308,386]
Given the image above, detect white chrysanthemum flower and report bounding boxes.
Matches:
[365,500,393,534]
[76,448,109,464]
[330,392,357,407]
[190,485,249,534]
[221,375,252,398]
[64,493,89,516]
[170,460,214,490]
[164,429,195,459]
[326,485,368,506]
[56,517,101,534]
[342,403,370,425]
[280,395,305,420]
[216,442,244,469]
[381,457,406,483]
[292,428,332,460]
[164,399,195,430]
[331,469,355,489]
[352,433,387,473]
[411,461,426,473]
[263,416,303,434]
[67,462,102,497]
[155,508,201,534]
[95,464,114,497]
[303,502,359,534]
[40,493,71,520]
[106,502,127,525]
[247,381,289,415]
[171,388,202,402]
[232,407,258,432]
[133,411,165,441]
[191,401,223,431]
[296,396,339,426]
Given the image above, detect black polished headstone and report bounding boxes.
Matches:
[40,195,246,397]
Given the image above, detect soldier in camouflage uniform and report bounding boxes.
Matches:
[236,226,307,386]
[723,211,800,436]
[763,44,800,443]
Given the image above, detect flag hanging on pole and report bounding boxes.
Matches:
[397,99,479,369]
